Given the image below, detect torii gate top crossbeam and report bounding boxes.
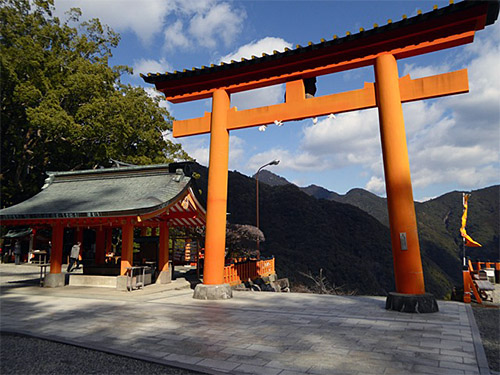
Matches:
[170,70,469,137]
[142,1,499,103]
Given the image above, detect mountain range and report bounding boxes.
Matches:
[194,165,499,298]
[258,170,498,260]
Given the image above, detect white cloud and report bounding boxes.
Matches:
[133,58,172,77]
[416,196,437,203]
[219,37,292,63]
[162,0,246,51]
[54,0,172,45]
[402,62,451,80]
[55,0,246,51]
[365,176,385,195]
[411,165,498,191]
[412,144,497,169]
[188,3,245,49]
[246,149,325,173]
[175,134,245,169]
[362,90,499,195]
[163,20,191,50]
[397,23,500,194]
[231,85,285,111]
[178,136,209,166]
[403,101,447,139]
[301,109,380,169]
[174,0,214,15]
[228,135,246,170]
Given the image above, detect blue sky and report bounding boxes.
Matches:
[54,0,500,201]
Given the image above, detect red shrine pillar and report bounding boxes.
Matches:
[375,54,437,312]
[95,228,106,264]
[157,221,171,283]
[193,89,232,299]
[120,223,134,275]
[50,223,64,274]
[115,223,135,290]
[45,222,65,287]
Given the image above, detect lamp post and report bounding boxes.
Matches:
[255,159,280,254]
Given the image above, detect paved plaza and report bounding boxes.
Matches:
[0,264,491,375]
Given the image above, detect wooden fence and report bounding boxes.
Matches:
[223,257,275,286]
[470,261,500,272]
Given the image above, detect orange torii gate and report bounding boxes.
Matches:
[143,0,499,310]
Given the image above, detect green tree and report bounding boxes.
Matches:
[1,0,190,207]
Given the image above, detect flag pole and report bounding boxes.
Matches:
[461,192,470,303]
[462,193,466,269]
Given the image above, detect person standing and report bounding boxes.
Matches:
[14,241,21,265]
[67,241,81,272]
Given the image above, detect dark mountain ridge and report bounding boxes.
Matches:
[301,184,342,200]
[253,169,291,187]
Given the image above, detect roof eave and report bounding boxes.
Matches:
[0,179,194,223]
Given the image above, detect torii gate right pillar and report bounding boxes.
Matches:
[375,54,437,312]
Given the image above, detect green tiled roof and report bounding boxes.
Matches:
[0,164,192,220]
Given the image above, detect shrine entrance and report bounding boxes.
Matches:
[143,1,498,310]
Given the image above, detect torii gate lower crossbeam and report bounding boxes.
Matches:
[187,54,467,309]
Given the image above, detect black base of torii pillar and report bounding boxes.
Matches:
[386,292,439,313]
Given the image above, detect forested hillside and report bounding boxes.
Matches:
[267,171,499,289]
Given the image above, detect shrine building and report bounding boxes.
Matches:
[0,163,206,289]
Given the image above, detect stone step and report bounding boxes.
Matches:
[68,275,117,288]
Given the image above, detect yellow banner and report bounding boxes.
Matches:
[460,194,482,247]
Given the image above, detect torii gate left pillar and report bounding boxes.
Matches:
[192,89,233,300]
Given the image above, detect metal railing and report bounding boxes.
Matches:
[463,260,499,304]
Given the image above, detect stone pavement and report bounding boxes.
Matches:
[0,266,491,375]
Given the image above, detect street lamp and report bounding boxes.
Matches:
[255,159,280,254]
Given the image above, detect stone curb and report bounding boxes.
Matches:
[0,328,243,375]
[465,304,491,375]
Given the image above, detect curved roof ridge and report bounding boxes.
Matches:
[0,164,196,221]
[47,163,172,177]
